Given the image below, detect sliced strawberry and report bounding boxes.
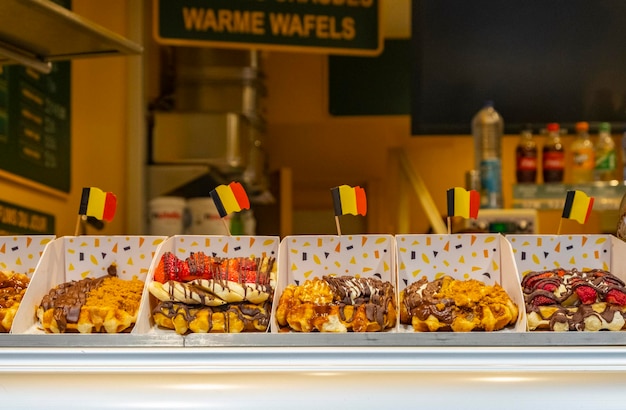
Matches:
[224,257,258,283]
[181,252,204,281]
[574,285,597,304]
[153,254,167,283]
[176,258,189,282]
[198,252,216,280]
[154,252,178,283]
[522,271,554,290]
[531,295,556,306]
[606,289,626,306]
[165,252,180,281]
[536,278,559,292]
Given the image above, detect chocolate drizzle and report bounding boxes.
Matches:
[522,268,626,331]
[402,277,455,324]
[39,276,106,332]
[323,275,396,330]
[153,300,272,333]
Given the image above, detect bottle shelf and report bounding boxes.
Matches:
[512,182,626,211]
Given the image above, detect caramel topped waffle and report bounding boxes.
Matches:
[275,275,397,333]
[400,276,519,332]
[37,266,144,334]
[0,270,30,332]
[522,268,626,331]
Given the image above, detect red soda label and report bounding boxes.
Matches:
[517,156,537,171]
[543,151,564,170]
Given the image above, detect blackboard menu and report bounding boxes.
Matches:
[0,61,71,192]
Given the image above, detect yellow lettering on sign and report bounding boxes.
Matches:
[22,147,42,160]
[342,16,355,40]
[182,8,266,35]
[269,13,355,40]
[1,207,17,226]
[29,215,48,233]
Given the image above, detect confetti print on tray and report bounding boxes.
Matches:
[396,234,501,286]
[64,236,165,281]
[285,235,394,284]
[506,235,612,275]
[0,235,54,276]
[170,235,279,260]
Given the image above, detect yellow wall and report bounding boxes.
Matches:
[0,4,616,238]
[264,51,618,235]
[0,1,130,236]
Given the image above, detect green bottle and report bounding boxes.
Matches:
[594,122,616,182]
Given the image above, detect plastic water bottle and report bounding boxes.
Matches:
[472,101,503,208]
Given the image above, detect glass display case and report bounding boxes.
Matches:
[1,333,626,409]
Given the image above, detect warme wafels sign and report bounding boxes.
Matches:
[154,0,382,56]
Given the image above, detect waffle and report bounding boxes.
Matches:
[522,268,626,331]
[152,300,271,334]
[149,254,277,334]
[400,276,519,332]
[527,303,626,331]
[275,276,397,333]
[0,270,30,332]
[37,275,144,333]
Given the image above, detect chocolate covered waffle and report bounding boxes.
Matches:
[148,252,276,334]
[37,265,144,333]
[0,270,30,332]
[275,275,397,333]
[152,300,271,334]
[522,268,626,331]
[400,276,519,332]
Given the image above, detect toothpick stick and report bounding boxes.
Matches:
[335,215,342,236]
[222,218,232,236]
[557,218,564,235]
[447,217,452,234]
[74,215,84,236]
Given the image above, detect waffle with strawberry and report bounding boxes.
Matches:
[522,268,626,331]
[148,251,276,334]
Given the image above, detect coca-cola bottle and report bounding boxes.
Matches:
[542,122,565,183]
[515,125,537,183]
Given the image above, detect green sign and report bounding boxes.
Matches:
[0,0,71,194]
[154,0,382,56]
[0,62,71,193]
[0,199,55,235]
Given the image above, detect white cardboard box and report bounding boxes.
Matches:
[0,235,54,278]
[11,235,167,334]
[506,234,626,331]
[271,234,397,333]
[135,234,280,334]
[506,234,626,276]
[395,234,527,332]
